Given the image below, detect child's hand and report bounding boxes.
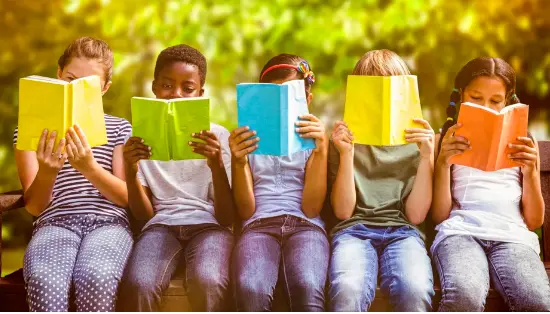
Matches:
[229,126,258,166]
[65,125,98,174]
[189,130,224,170]
[296,114,328,153]
[123,137,151,174]
[36,129,67,176]
[436,123,471,168]
[508,136,538,175]
[331,121,354,155]
[405,118,435,159]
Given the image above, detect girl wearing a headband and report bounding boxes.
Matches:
[327,50,435,311]
[431,57,550,311]
[229,54,329,311]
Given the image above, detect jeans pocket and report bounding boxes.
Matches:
[242,218,262,232]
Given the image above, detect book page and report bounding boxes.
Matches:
[496,104,529,170]
[25,75,68,85]
[343,76,384,145]
[17,78,68,151]
[389,75,423,145]
[237,83,282,155]
[171,97,210,160]
[71,76,107,147]
[131,97,171,161]
[286,80,315,156]
[450,102,498,171]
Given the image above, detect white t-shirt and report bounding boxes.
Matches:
[432,165,540,254]
[137,123,232,230]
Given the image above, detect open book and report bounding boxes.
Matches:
[450,102,529,171]
[237,79,315,156]
[17,75,107,151]
[343,75,424,146]
[131,97,210,161]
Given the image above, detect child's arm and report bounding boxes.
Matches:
[329,121,356,220]
[509,136,545,230]
[189,130,234,227]
[404,119,435,224]
[432,123,470,224]
[123,137,155,221]
[229,127,259,220]
[15,130,67,216]
[296,114,328,218]
[65,125,129,207]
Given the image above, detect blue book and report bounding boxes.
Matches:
[237,80,316,156]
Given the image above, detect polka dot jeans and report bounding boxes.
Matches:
[23,214,134,312]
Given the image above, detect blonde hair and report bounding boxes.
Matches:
[352,49,410,76]
[58,37,114,82]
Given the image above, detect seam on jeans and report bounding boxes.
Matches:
[381,242,397,308]
[281,234,293,311]
[433,249,448,309]
[159,246,184,289]
[487,246,515,311]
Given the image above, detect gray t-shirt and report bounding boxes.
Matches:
[137,123,231,230]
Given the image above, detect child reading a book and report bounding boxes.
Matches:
[432,57,550,311]
[14,37,133,311]
[117,44,235,311]
[230,54,329,311]
[327,49,435,311]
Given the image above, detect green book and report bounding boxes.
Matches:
[131,97,210,161]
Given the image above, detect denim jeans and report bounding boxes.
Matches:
[23,214,133,312]
[328,224,434,312]
[232,215,330,311]
[117,224,234,311]
[433,234,550,311]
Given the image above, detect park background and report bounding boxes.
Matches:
[1,0,549,275]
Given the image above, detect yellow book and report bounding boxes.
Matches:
[343,75,423,146]
[17,75,107,151]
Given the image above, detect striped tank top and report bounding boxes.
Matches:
[14,114,132,225]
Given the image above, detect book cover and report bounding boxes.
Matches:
[236,79,315,156]
[343,75,423,146]
[131,97,210,161]
[450,102,529,171]
[17,75,107,151]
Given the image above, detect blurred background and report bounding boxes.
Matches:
[1,0,549,275]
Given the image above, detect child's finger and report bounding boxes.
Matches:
[508,152,537,160]
[230,126,250,139]
[405,128,433,134]
[37,129,48,155]
[66,143,74,159]
[67,128,85,154]
[412,118,432,130]
[444,143,470,152]
[74,124,90,148]
[45,131,57,156]
[295,121,321,127]
[300,132,324,139]
[299,114,320,122]
[55,139,66,156]
[405,133,433,139]
[443,123,462,139]
[235,130,256,144]
[296,126,323,134]
[236,137,260,151]
[237,145,258,156]
[192,132,220,148]
[508,143,537,155]
[516,137,535,148]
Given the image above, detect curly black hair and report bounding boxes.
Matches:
[154,44,207,86]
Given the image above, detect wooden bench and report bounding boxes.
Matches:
[1,140,550,311]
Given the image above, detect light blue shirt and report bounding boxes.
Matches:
[244,150,325,230]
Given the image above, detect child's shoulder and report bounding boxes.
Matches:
[104,114,131,127]
[210,123,230,137]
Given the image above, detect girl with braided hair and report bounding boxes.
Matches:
[432,57,550,311]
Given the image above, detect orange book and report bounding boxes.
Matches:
[450,102,529,171]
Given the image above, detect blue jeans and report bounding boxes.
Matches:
[117,224,234,311]
[232,215,330,311]
[328,224,434,311]
[23,214,133,312]
[434,235,550,311]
